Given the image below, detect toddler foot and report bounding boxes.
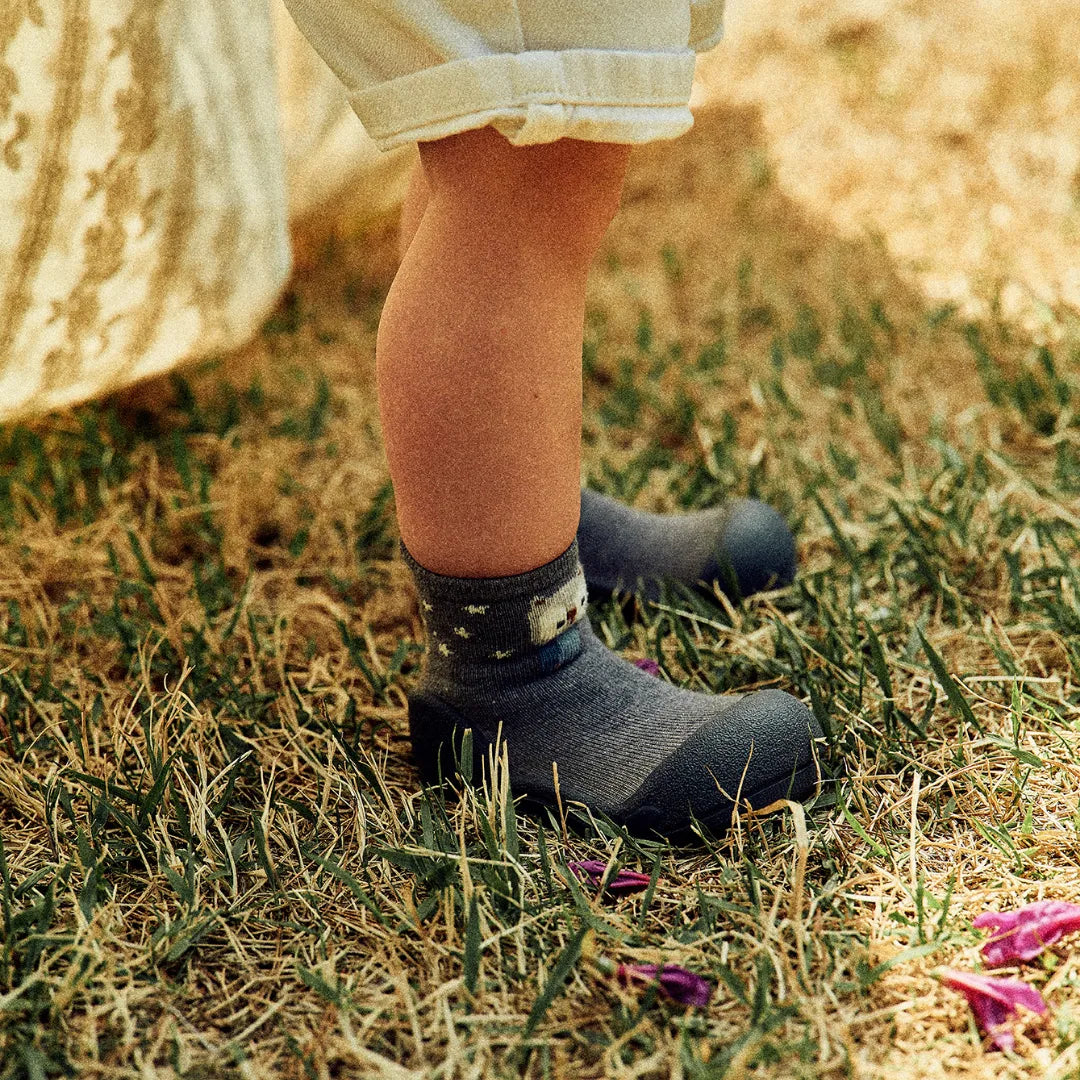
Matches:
[577,488,797,602]
[404,541,821,838]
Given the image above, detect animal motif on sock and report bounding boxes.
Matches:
[527,571,588,645]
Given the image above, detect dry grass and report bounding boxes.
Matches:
[4,6,1080,1077]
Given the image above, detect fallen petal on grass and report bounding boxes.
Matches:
[568,860,651,894]
[616,963,712,1007]
[973,900,1080,967]
[633,658,662,676]
[940,969,1047,1052]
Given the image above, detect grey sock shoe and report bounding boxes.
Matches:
[404,540,821,839]
[577,488,797,602]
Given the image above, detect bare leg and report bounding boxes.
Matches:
[387,132,822,839]
[398,162,429,261]
[392,137,799,600]
[376,127,630,577]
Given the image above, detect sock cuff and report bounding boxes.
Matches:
[401,539,590,667]
[400,539,584,605]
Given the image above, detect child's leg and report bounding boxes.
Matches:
[384,129,820,838]
[396,151,799,599]
[377,127,630,577]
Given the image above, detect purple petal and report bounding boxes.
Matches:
[607,870,652,893]
[634,658,662,676]
[568,860,651,894]
[617,963,712,1007]
[973,901,1080,967]
[941,969,1047,1051]
[568,860,608,880]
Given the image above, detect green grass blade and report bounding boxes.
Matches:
[523,923,588,1039]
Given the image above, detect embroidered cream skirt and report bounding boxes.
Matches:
[0,1,414,423]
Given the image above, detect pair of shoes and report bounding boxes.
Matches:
[400,494,823,841]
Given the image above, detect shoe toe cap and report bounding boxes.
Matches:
[621,689,822,839]
[710,499,797,597]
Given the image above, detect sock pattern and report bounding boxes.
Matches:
[404,543,588,674]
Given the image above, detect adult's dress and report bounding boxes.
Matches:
[0,0,413,424]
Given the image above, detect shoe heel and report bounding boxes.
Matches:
[407,692,485,785]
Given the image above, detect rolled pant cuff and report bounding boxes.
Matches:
[351,47,698,149]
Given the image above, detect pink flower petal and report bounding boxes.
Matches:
[568,860,651,894]
[634,658,662,676]
[940,969,1047,1052]
[616,963,712,1006]
[973,901,1080,967]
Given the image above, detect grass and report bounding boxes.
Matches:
[4,190,1080,1079]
